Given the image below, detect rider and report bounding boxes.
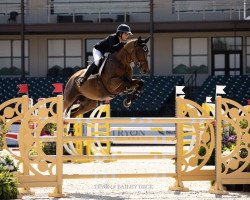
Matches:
[76,24,133,87]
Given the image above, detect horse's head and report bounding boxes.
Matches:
[127,36,150,74]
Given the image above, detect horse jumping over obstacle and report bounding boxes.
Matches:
[63,36,150,118]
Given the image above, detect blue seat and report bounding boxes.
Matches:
[195,75,250,105]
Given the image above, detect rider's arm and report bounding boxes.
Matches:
[113,42,126,51]
[109,35,126,52]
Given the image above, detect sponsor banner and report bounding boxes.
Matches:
[110,123,175,136]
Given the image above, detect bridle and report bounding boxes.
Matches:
[131,43,148,68]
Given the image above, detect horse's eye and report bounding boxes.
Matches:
[143,45,148,52]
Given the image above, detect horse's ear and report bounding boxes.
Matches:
[140,36,150,44]
[144,36,150,43]
[135,36,142,46]
[137,36,150,45]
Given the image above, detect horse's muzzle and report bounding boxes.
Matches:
[140,63,150,74]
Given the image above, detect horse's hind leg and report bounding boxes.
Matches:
[63,95,78,116]
[63,76,79,114]
[67,106,81,135]
[70,98,98,118]
[63,96,78,135]
[66,98,97,135]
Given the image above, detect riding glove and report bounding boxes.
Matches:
[113,42,127,51]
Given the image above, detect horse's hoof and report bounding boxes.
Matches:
[68,129,75,136]
[123,99,131,108]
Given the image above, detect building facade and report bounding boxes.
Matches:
[0,0,250,85]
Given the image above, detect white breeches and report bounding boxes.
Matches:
[93,48,102,66]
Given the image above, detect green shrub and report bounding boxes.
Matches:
[42,142,56,155]
[0,119,19,199]
[0,151,19,200]
[41,142,70,155]
[198,146,215,165]
[0,169,19,199]
[0,150,18,172]
[0,120,7,151]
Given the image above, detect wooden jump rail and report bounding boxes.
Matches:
[64,117,214,124]
[62,173,177,179]
[62,154,176,161]
[41,135,177,143]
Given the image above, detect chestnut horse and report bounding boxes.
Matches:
[63,36,150,118]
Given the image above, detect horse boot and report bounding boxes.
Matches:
[68,124,75,136]
[76,63,98,87]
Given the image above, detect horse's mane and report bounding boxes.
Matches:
[127,38,137,43]
[126,38,137,44]
[123,38,137,49]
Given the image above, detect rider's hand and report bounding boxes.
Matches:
[118,42,126,48]
[114,42,127,51]
[121,41,127,46]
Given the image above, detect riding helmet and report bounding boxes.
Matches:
[116,24,133,35]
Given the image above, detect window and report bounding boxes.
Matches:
[212,37,242,51]
[0,0,28,15]
[173,38,208,74]
[48,39,82,77]
[246,37,250,73]
[0,40,29,75]
[212,37,242,75]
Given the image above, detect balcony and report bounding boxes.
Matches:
[0,0,250,34]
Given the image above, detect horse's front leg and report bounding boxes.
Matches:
[123,79,144,108]
[131,79,144,92]
[124,78,144,94]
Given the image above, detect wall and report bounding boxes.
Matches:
[1,31,250,85]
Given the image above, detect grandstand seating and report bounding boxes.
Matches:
[0,77,67,104]
[0,75,248,116]
[0,76,184,117]
[110,76,184,116]
[195,75,250,105]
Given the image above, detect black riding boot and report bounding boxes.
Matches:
[76,63,97,86]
